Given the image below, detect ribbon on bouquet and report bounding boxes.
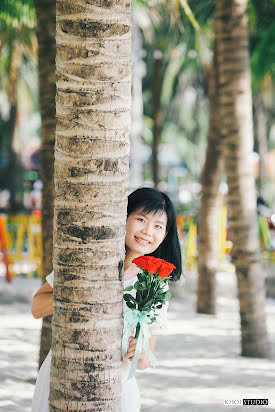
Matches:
[122,309,158,381]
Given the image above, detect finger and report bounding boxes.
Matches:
[127,350,136,358]
[124,350,136,359]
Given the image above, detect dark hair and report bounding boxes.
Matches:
[127,187,182,281]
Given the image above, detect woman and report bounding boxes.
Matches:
[31,187,182,411]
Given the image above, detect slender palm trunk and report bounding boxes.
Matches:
[255,95,267,195]
[197,42,224,314]
[152,52,162,188]
[129,7,143,191]
[6,50,24,212]
[216,0,270,357]
[50,1,131,410]
[6,103,22,212]
[34,0,56,368]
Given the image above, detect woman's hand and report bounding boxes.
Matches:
[123,337,147,362]
[123,335,157,370]
[123,336,136,360]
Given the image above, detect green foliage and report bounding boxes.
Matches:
[123,268,170,316]
[0,0,36,29]
[249,0,275,89]
[251,23,275,89]
[124,285,134,291]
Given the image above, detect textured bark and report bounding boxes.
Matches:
[152,53,162,189]
[197,43,224,315]
[34,0,56,368]
[216,0,271,358]
[51,1,131,410]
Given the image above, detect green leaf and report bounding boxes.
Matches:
[136,292,143,305]
[144,299,153,307]
[165,291,172,301]
[139,286,147,291]
[137,272,147,282]
[124,293,135,302]
[134,281,140,290]
[124,285,134,291]
[126,301,136,309]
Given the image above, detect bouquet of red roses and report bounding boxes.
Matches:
[121,256,175,380]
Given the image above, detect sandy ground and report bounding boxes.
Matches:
[0,272,274,412]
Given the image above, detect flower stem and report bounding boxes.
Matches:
[135,322,141,339]
[146,271,153,300]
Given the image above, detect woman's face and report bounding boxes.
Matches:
[125,207,168,256]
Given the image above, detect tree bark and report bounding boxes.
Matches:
[197,41,224,315]
[34,0,56,368]
[50,0,131,410]
[216,0,271,358]
[152,51,163,189]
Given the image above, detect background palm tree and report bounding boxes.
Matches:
[34,0,56,368]
[197,39,224,315]
[50,0,131,409]
[216,0,270,358]
[194,0,275,318]
[0,0,37,211]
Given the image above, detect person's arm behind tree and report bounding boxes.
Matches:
[31,282,53,319]
[31,279,157,370]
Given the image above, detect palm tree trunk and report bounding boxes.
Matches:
[152,51,163,188]
[197,42,224,315]
[216,0,271,358]
[50,1,131,410]
[6,49,24,213]
[255,94,267,196]
[34,0,56,368]
[6,103,23,212]
[129,7,143,191]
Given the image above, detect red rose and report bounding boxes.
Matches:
[146,256,163,273]
[157,261,176,278]
[132,256,150,271]
[132,256,162,274]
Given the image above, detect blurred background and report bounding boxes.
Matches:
[1,1,275,411]
[0,0,274,280]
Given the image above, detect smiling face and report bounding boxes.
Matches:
[125,207,168,258]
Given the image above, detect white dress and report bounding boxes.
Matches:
[31,271,169,412]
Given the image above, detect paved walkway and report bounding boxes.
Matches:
[0,273,274,411]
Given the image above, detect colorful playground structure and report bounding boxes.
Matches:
[176,206,275,271]
[176,206,234,272]
[0,213,42,282]
[0,207,274,281]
